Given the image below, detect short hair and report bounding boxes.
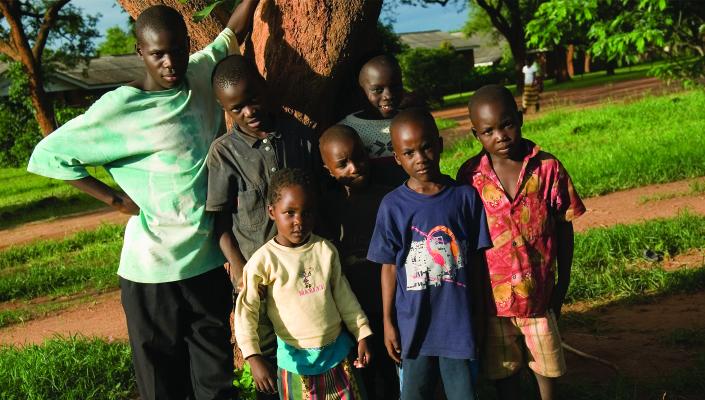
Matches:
[468,84,518,116]
[390,107,438,140]
[267,168,315,205]
[319,124,362,152]
[135,5,187,42]
[359,54,402,84]
[211,54,264,91]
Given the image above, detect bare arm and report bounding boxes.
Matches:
[381,263,401,363]
[551,221,574,320]
[214,211,247,290]
[67,176,139,215]
[226,0,259,44]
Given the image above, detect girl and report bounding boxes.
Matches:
[235,168,372,400]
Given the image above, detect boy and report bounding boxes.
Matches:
[318,124,399,399]
[26,3,259,399]
[456,84,585,400]
[205,54,318,399]
[339,55,407,186]
[367,108,491,400]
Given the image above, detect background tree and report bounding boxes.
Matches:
[398,43,466,106]
[97,25,136,56]
[0,0,99,135]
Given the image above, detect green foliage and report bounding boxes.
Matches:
[97,26,137,56]
[376,22,408,55]
[233,364,256,399]
[0,337,135,400]
[442,91,705,197]
[435,117,459,130]
[0,224,124,301]
[526,0,705,86]
[398,45,468,105]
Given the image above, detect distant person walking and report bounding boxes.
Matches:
[522,55,541,113]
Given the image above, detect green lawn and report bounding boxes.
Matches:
[0,167,118,229]
[441,90,705,197]
[442,62,658,108]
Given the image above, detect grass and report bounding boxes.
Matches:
[0,167,118,229]
[441,90,705,197]
[0,224,123,302]
[435,117,459,131]
[0,336,135,400]
[638,178,705,204]
[568,212,705,304]
[441,62,657,108]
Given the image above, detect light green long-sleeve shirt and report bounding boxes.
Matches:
[27,29,238,283]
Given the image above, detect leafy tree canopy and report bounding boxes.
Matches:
[97,26,137,56]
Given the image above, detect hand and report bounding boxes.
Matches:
[354,337,372,368]
[111,192,139,216]
[383,321,401,363]
[247,355,277,395]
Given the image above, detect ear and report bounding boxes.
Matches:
[267,204,275,220]
[393,151,402,166]
[438,136,444,154]
[135,43,142,57]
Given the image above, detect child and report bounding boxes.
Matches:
[339,55,408,187]
[367,108,491,400]
[522,55,541,113]
[318,125,399,399]
[206,54,319,399]
[235,168,373,399]
[26,3,259,399]
[456,84,586,400]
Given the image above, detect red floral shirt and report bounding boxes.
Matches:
[456,141,585,317]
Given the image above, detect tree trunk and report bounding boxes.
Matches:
[117,0,382,131]
[584,51,591,73]
[553,46,571,83]
[566,44,575,78]
[28,73,57,136]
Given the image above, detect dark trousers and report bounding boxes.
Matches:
[120,267,236,400]
[401,355,476,400]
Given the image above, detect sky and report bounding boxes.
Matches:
[71,0,469,43]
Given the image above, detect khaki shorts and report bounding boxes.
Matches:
[483,310,566,379]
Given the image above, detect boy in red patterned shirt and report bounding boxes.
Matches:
[456,85,585,400]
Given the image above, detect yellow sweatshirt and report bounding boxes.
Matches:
[235,235,372,358]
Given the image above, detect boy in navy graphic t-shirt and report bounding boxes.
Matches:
[367,108,491,400]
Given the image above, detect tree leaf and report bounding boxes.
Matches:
[193,0,226,22]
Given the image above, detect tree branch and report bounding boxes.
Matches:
[474,0,511,39]
[0,38,19,60]
[33,0,71,60]
[0,0,35,69]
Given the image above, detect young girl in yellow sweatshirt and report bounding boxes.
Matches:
[235,168,373,400]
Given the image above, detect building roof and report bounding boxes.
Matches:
[0,54,143,96]
[399,30,479,52]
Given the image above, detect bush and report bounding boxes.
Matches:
[399,44,468,106]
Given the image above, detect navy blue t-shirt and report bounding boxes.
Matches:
[367,178,491,359]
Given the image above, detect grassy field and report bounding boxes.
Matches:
[441,90,705,197]
[442,62,657,108]
[0,167,118,229]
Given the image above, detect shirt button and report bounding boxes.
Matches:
[271,167,277,172]
[262,138,268,144]
[512,241,517,247]
[264,146,271,151]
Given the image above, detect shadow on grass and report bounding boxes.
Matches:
[0,195,106,230]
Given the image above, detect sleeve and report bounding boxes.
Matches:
[27,92,127,180]
[366,197,402,265]
[205,142,238,212]
[327,243,373,341]
[551,161,586,222]
[468,188,492,251]
[187,28,240,82]
[234,252,270,358]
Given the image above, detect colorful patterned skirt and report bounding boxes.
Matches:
[522,84,540,109]
[277,356,368,400]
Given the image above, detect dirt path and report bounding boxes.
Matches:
[0,207,130,250]
[435,76,683,145]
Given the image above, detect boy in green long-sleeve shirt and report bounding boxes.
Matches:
[27,2,259,399]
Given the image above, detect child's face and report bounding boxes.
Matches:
[392,121,443,184]
[137,28,190,92]
[321,136,370,189]
[216,77,273,139]
[268,185,316,247]
[359,64,403,119]
[470,99,523,160]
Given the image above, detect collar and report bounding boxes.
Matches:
[233,126,282,148]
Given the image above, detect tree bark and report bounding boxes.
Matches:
[553,46,571,83]
[584,51,591,73]
[117,0,383,131]
[566,44,575,78]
